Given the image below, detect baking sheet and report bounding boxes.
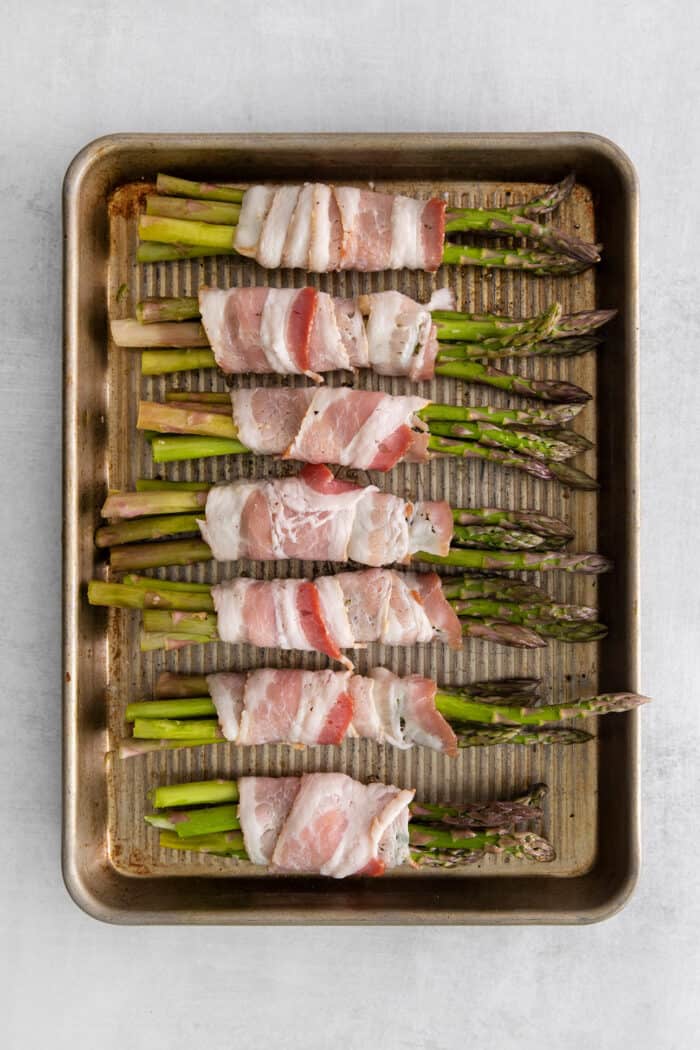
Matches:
[63,133,639,923]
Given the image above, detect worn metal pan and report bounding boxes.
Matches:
[63,133,639,923]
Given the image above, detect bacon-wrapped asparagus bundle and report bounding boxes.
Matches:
[112,289,613,400]
[138,173,600,275]
[137,387,597,488]
[97,465,609,575]
[145,773,555,874]
[87,568,610,661]
[120,667,650,759]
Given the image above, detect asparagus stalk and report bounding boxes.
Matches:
[146,195,241,225]
[418,402,584,429]
[142,349,217,375]
[451,524,568,551]
[418,547,611,573]
[432,361,591,403]
[444,210,599,264]
[111,318,209,348]
[450,598,598,623]
[155,174,245,202]
[101,489,207,518]
[435,335,603,362]
[452,508,574,540]
[427,421,585,462]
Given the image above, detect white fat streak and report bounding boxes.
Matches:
[426,287,456,311]
[347,676,382,739]
[308,184,332,272]
[234,186,274,256]
[206,672,246,742]
[313,292,352,370]
[270,579,315,650]
[380,571,434,645]
[290,669,352,743]
[259,289,304,374]
[231,388,315,455]
[314,576,355,649]
[320,778,414,877]
[257,187,300,268]
[282,184,314,268]
[199,483,258,561]
[333,187,361,261]
[343,393,430,469]
[407,501,450,557]
[346,491,410,566]
[197,287,229,369]
[238,776,300,866]
[365,291,433,377]
[389,196,425,269]
[268,474,370,561]
[336,298,369,368]
[367,667,409,749]
[211,579,254,644]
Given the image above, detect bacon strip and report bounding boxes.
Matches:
[199,287,444,382]
[231,387,429,472]
[198,464,452,566]
[211,568,462,668]
[237,772,415,877]
[234,184,445,273]
[205,667,457,755]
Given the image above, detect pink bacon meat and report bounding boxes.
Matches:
[198,463,452,565]
[199,286,447,382]
[231,387,430,472]
[237,773,415,877]
[211,568,463,668]
[205,667,457,755]
[234,183,446,273]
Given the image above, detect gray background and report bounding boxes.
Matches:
[1,1,697,1046]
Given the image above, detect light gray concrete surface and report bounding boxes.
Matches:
[1,1,698,1046]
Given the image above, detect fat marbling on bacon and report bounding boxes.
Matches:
[205,667,458,755]
[231,386,430,472]
[234,183,446,273]
[198,287,454,382]
[237,772,415,877]
[210,568,463,667]
[198,463,452,565]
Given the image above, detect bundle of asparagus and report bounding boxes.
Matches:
[96,477,607,574]
[146,778,555,869]
[138,394,597,488]
[114,296,613,405]
[121,669,649,757]
[88,572,609,652]
[137,173,600,275]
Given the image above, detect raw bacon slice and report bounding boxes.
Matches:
[282,388,430,471]
[366,669,457,756]
[364,291,439,382]
[268,772,414,877]
[231,387,429,472]
[199,287,317,376]
[238,776,301,866]
[212,569,460,664]
[407,501,454,558]
[200,288,447,381]
[205,668,457,755]
[235,669,354,746]
[211,577,346,661]
[232,386,315,456]
[233,184,446,273]
[199,464,445,566]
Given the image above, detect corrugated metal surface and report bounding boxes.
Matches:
[64,134,639,922]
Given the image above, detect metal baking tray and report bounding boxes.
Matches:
[63,133,639,924]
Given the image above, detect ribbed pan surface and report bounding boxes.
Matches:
[105,178,598,881]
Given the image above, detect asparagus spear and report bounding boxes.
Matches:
[140,173,598,273]
[451,508,574,541]
[451,524,568,551]
[433,361,591,403]
[418,548,611,573]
